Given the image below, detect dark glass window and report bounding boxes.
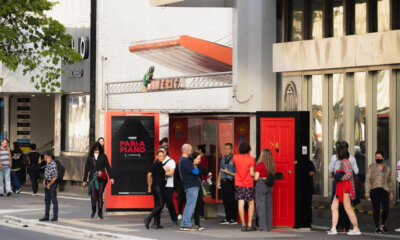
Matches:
[289,0,303,41]
[309,0,323,39]
[394,0,400,29]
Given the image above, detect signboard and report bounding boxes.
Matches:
[105,111,159,210]
[17,98,31,152]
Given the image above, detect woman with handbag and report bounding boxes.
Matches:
[83,142,114,219]
[327,146,361,235]
[254,149,276,231]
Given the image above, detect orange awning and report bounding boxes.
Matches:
[129,35,232,74]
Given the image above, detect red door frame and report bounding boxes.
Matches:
[104,111,159,210]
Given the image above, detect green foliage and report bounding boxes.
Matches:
[0,0,82,92]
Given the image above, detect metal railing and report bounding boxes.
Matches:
[104,71,232,110]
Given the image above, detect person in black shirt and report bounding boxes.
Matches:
[144,150,166,229]
[27,144,42,195]
[11,142,23,193]
[83,142,114,219]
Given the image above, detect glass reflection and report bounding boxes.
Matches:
[290,0,303,41]
[354,72,366,198]
[376,70,390,162]
[333,0,344,37]
[332,74,344,142]
[66,95,90,152]
[355,0,367,34]
[311,75,323,195]
[311,0,323,39]
[378,0,390,32]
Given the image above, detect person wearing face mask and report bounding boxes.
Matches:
[83,142,114,220]
[365,150,393,234]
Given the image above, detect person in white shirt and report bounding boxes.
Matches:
[160,147,178,226]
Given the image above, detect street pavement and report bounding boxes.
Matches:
[0,190,399,240]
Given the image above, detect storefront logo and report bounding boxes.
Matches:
[147,78,183,91]
[237,124,248,135]
[71,37,89,59]
[120,140,146,153]
[174,121,183,138]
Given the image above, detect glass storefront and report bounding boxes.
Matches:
[375,70,390,162]
[332,74,344,143]
[310,75,323,195]
[64,95,90,152]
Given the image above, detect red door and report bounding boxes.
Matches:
[260,118,295,227]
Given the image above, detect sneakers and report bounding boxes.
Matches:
[220,219,229,225]
[195,225,204,231]
[177,214,182,220]
[179,226,199,232]
[241,226,247,232]
[51,217,58,221]
[32,193,37,196]
[347,229,361,235]
[39,216,49,221]
[6,192,11,196]
[395,228,400,232]
[229,220,238,225]
[381,226,388,233]
[326,229,338,235]
[0,194,3,197]
[172,220,178,227]
[144,217,151,229]
[375,228,383,234]
[16,188,21,194]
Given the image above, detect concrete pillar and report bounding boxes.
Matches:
[54,94,61,156]
[233,0,276,112]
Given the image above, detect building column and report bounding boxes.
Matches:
[54,94,61,157]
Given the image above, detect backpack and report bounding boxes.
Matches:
[55,160,65,182]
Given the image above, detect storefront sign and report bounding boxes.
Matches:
[17,98,31,152]
[147,78,183,91]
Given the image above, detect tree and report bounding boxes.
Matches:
[0,0,81,92]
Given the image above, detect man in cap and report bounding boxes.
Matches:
[39,150,58,221]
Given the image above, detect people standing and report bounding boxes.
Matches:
[98,137,105,149]
[27,143,41,196]
[83,142,114,220]
[39,150,59,221]
[159,138,169,155]
[144,150,166,229]
[178,144,200,232]
[11,142,23,193]
[160,147,178,226]
[327,146,361,235]
[217,143,237,225]
[233,141,256,232]
[254,149,276,232]
[0,139,12,197]
[364,150,393,234]
[174,159,185,220]
[192,152,207,231]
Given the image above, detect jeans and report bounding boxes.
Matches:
[370,188,389,228]
[147,185,165,225]
[45,183,58,218]
[221,179,237,221]
[28,166,40,194]
[11,170,21,192]
[0,168,12,194]
[162,187,178,222]
[181,186,199,227]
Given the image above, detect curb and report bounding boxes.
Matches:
[2,215,155,240]
[312,225,400,239]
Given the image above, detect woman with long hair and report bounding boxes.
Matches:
[327,145,361,235]
[11,141,23,193]
[254,149,276,231]
[83,142,114,219]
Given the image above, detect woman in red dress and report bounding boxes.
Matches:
[327,146,361,235]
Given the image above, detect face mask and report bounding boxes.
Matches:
[376,159,383,164]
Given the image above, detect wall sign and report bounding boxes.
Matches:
[147,78,183,91]
[17,98,31,152]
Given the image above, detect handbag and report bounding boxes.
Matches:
[93,157,108,180]
[263,173,275,187]
[333,160,345,182]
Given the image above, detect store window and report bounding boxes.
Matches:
[310,75,323,195]
[354,72,367,198]
[310,0,323,39]
[394,0,400,29]
[64,95,90,152]
[0,98,4,140]
[332,0,344,37]
[354,0,367,34]
[289,0,303,41]
[332,74,344,143]
[377,0,390,32]
[375,70,390,162]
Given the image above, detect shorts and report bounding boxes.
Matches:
[235,186,255,202]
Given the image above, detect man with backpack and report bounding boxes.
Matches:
[39,150,59,222]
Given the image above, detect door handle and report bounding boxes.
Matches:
[288,170,292,175]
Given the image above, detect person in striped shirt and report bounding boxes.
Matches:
[0,139,12,197]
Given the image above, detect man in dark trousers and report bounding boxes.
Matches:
[39,150,58,221]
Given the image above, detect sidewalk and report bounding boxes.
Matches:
[1,188,399,239]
